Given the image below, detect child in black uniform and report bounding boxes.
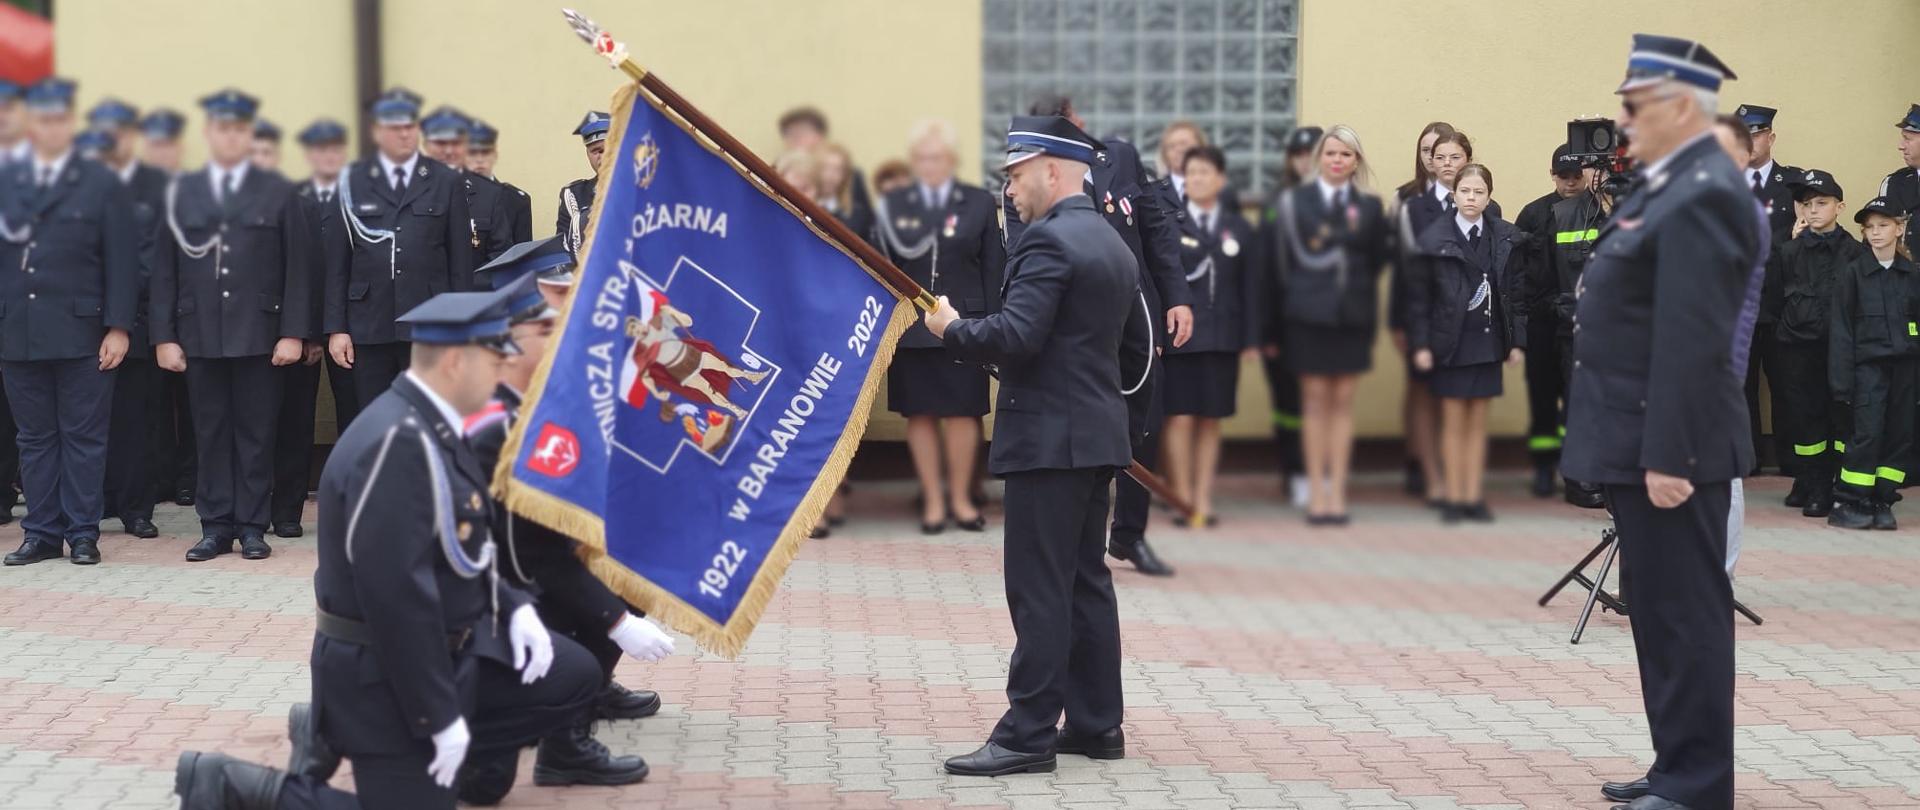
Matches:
[1767,169,1855,517]
[1829,197,1919,529]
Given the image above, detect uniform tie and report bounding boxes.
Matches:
[392,166,408,193]
[1442,191,1455,213]
[1331,187,1346,212]
[1468,223,1481,246]
[1750,170,1763,195]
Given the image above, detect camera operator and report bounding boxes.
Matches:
[1548,125,1621,510]
[1562,35,1764,810]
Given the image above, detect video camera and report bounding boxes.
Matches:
[1566,117,1634,198]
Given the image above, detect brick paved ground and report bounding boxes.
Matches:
[2,473,1918,809]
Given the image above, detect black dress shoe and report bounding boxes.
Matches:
[921,518,948,535]
[1055,726,1125,759]
[68,538,101,565]
[954,515,987,532]
[174,751,287,810]
[1784,480,1810,508]
[1109,538,1175,576]
[1565,480,1607,509]
[595,681,663,720]
[532,724,649,786]
[185,534,234,562]
[457,749,520,805]
[1873,502,1898,530]
[809,525,830,539]
[1440,503,1464,525]
[272,521,304,539]
[285,703,341,780]
[4,537,63,566]
[1600,776,1651,802]
[239,533,272,560]
[1612,794,1695,810]
[123,517,160,538]
[175,488,196,507]
[943,741,1055,776]
[1403,460,1426,497]
[1463,502,1494,523]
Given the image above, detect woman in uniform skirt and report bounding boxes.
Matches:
[1408,164,1525,523]
[1265,126,1394,524]
[876,120,1004,533]
[1162,146,1256,528]
[1392,122,1459,504]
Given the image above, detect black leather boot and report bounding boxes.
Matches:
[1783,479,1810,508]
[532,724,650,787]
[456,750,520,806]
[1873,501,1898,531]
[1531,459,1556,498]
[285,703,340,781]
[1108,537,1174,577]
[1800,481,1834,518]
[174,751,286,810]
[1828,500,1876,530]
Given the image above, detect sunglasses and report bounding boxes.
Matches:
[1621,92,1681,118]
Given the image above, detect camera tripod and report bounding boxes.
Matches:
[1538,513,1764,644]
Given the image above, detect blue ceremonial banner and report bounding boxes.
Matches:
[499,83,914,657]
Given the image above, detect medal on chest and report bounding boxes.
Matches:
[1222,235,1240,257]
[1118,196,1134,226]
[1103,190,1115,214]
[942,213,958,239]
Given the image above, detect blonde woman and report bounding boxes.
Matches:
[1263,126,1393,525]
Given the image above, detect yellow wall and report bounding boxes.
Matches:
[57,0,1920,441]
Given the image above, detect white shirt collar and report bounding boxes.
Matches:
[114,160,137,184]
[920,178,953,207]
[1455,211,1484,239]
[1187,198,1219,224]
[31,149,72,181]
[1750,159,1775,185]
[1316,177,1350,207]
[1171,173,1186,198]
[405,370,466,428]
[1881,258,1897,269]
[1641,131,1714,183]
[208,159,250,197]
[312,177,338,196]
[378,151,420,184]
[2,139,28,164]
[1432,180,1453,206]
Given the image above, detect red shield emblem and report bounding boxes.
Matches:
[528,423,581,478]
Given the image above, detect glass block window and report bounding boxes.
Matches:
[981,0,1301,198]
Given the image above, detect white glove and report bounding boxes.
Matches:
[426,716,470,788]
[508,604,554,684]
[608,613,675,662]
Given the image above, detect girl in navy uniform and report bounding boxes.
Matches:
[875,120,1004,534]
[1828,198,1919,530]
[1408,164,1526,522]
[1161,146,1256,528]
[1265,126,1393,525]
[1391,122,1458,502]
[816,141,876,248]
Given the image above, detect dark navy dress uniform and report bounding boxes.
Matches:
[1407,213,1526,399]
[1560,35,1761,810]
[556,111,609,259]
[1005,128,1189,566]
[1162,200,1255,418]
[103,152,174,534]
[0,78,141,566]
[1737,104,1804,475]
[467,120,534,249]
[878,180,1004,416]
[0,79,23,522]
[1264,178,1394,375]
[1879,105,1920,280]
[152,115,318,557]
[324,95,475,411]
[273,297,600,810]
[942,118,1150,771]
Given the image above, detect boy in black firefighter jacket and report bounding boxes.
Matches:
[1766,169,1855,516]
[1828,197,1920,530]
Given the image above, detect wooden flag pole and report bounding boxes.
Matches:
[560,8,1194,523]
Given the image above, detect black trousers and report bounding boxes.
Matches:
[185,355,283,535]
[1745,324,1790,472]
[993,467,1123,753]
[1773,340,1842,488]
[104,356,163,523]
[1837,359,1918,504]
[282,632,602,810]
[0,369,19,507]
[1523,314,1563,464]
[1607,481,1735,810]
[351,342,411,411]
[1260,354,1303,478]
[159,369,197,497]
[326,353,361,433]
[272,359,322,525]
[1110,365,1161,546]
[3,358,115,544]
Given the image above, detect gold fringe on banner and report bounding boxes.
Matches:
[493,80,917,659]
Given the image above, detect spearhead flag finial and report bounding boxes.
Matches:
[561,8,629,71]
